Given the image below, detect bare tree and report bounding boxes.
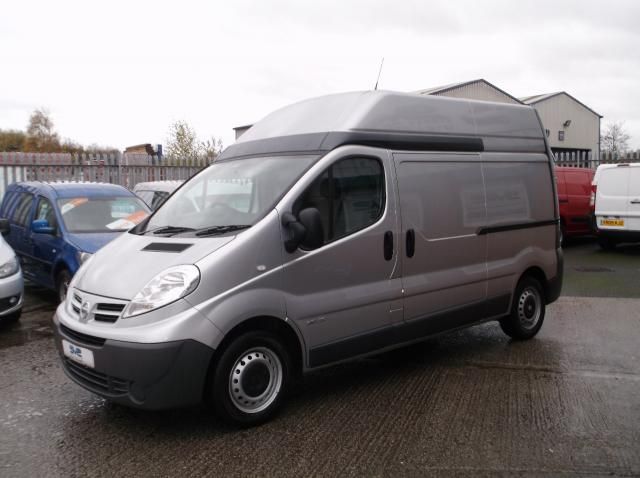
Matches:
[601,121,631,156]
[165,121,200,164]
[199,136,224,162]
[166,121,223,164]
[25,108,60,152]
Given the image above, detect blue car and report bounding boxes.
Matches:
[0,182,150,301]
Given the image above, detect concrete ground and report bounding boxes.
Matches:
[1,239,639,477]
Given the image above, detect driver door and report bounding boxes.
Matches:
[279,149,402,367]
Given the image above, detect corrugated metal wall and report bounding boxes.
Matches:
[433,82,520,104]
[530,94,599,154]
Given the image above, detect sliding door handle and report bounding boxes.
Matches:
[406,229,415,258]
[383,231,393,261]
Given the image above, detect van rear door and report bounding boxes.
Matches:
[596,167,630,231]
[393,153,487,337]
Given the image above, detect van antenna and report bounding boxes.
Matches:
[374,57,384,90]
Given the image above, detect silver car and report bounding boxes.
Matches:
[0,219,24,323]
[53,91,563,426]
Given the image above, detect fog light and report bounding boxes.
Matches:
[9,296,17,305]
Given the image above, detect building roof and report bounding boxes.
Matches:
[415,79,524,105]
[520,91,603,118]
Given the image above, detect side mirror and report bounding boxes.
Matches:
[0,219,10,237]
[32,219,56,235]
[298,208,324,250]
[282,212,306,253]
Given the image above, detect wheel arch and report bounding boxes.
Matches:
[207,315,305,393]
[518,266,549,301]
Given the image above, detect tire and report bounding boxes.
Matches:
[598,237,616,251]
[208,331,292,427]
[500,277,546,340]
[56,269,72,303]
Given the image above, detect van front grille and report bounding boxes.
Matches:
[60,324,106,347]
[94,303,126,323]
[63,358,129,396]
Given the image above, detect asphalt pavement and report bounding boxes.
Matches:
[1,239,639,477]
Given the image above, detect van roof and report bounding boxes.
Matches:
[219,90,546,160]
[6,181,134,198]
[592,163,640,184]
[133,180,184,193]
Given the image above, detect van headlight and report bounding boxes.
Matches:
[122,265,200,318]
[0,256,19,279]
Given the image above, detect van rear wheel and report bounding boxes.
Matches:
[500,277,545,340]
[209,331,291,427]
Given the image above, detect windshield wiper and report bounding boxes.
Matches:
[194,225,251,237]
[148,226,196,236]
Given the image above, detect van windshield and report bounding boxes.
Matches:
[141,155,317,235]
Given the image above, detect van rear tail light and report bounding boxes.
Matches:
[589,185,597,211]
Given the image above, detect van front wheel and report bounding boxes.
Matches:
[209,331,291,427]
[500,277,545,340]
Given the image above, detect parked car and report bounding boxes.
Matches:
[0,182,150,301]
[592,162,640,249]
[0,220,23,323]
[53,91,562,426]
[555,166,595,242]
[133,180,183,210]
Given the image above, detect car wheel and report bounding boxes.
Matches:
[209,331,291,427]
[500,276,546,340]
[598,237,616,251]
[56,269,72,303]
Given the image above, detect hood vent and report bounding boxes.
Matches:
[142,243,193,253]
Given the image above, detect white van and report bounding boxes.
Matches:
[593,163,640,249]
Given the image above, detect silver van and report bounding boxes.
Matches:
[53,91,563,426]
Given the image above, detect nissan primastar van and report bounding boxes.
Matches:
[53,91,563,426]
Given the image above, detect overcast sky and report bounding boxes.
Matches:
[1,0,639,151]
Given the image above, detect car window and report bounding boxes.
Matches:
[35,197,58,229]
[151,191,170,210]
[294,157,385,246]
[58,196,149,233]
[12,193,34,227]
[136,190,155,206]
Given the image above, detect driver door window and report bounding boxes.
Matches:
[294,157,385,246]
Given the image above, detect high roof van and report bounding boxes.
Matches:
[53,91,563,426]
[593,162,640,249]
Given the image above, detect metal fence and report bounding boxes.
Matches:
[0,152,210,199]
[554,150,640,169]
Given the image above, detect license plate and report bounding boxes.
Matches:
[600,219,624,227]
[62,339,95,368]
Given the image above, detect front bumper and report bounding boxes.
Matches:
[0,271,24,317]
[53,315,215,410]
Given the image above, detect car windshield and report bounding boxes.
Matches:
[142,155,317,235]
[58,196,150,233]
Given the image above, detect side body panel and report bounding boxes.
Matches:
[483,153,558,304]
[393,153,488,325]
[627,166,640,231]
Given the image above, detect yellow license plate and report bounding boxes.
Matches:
[600,219,624,227]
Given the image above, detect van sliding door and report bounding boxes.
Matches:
[393,153,488,335]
